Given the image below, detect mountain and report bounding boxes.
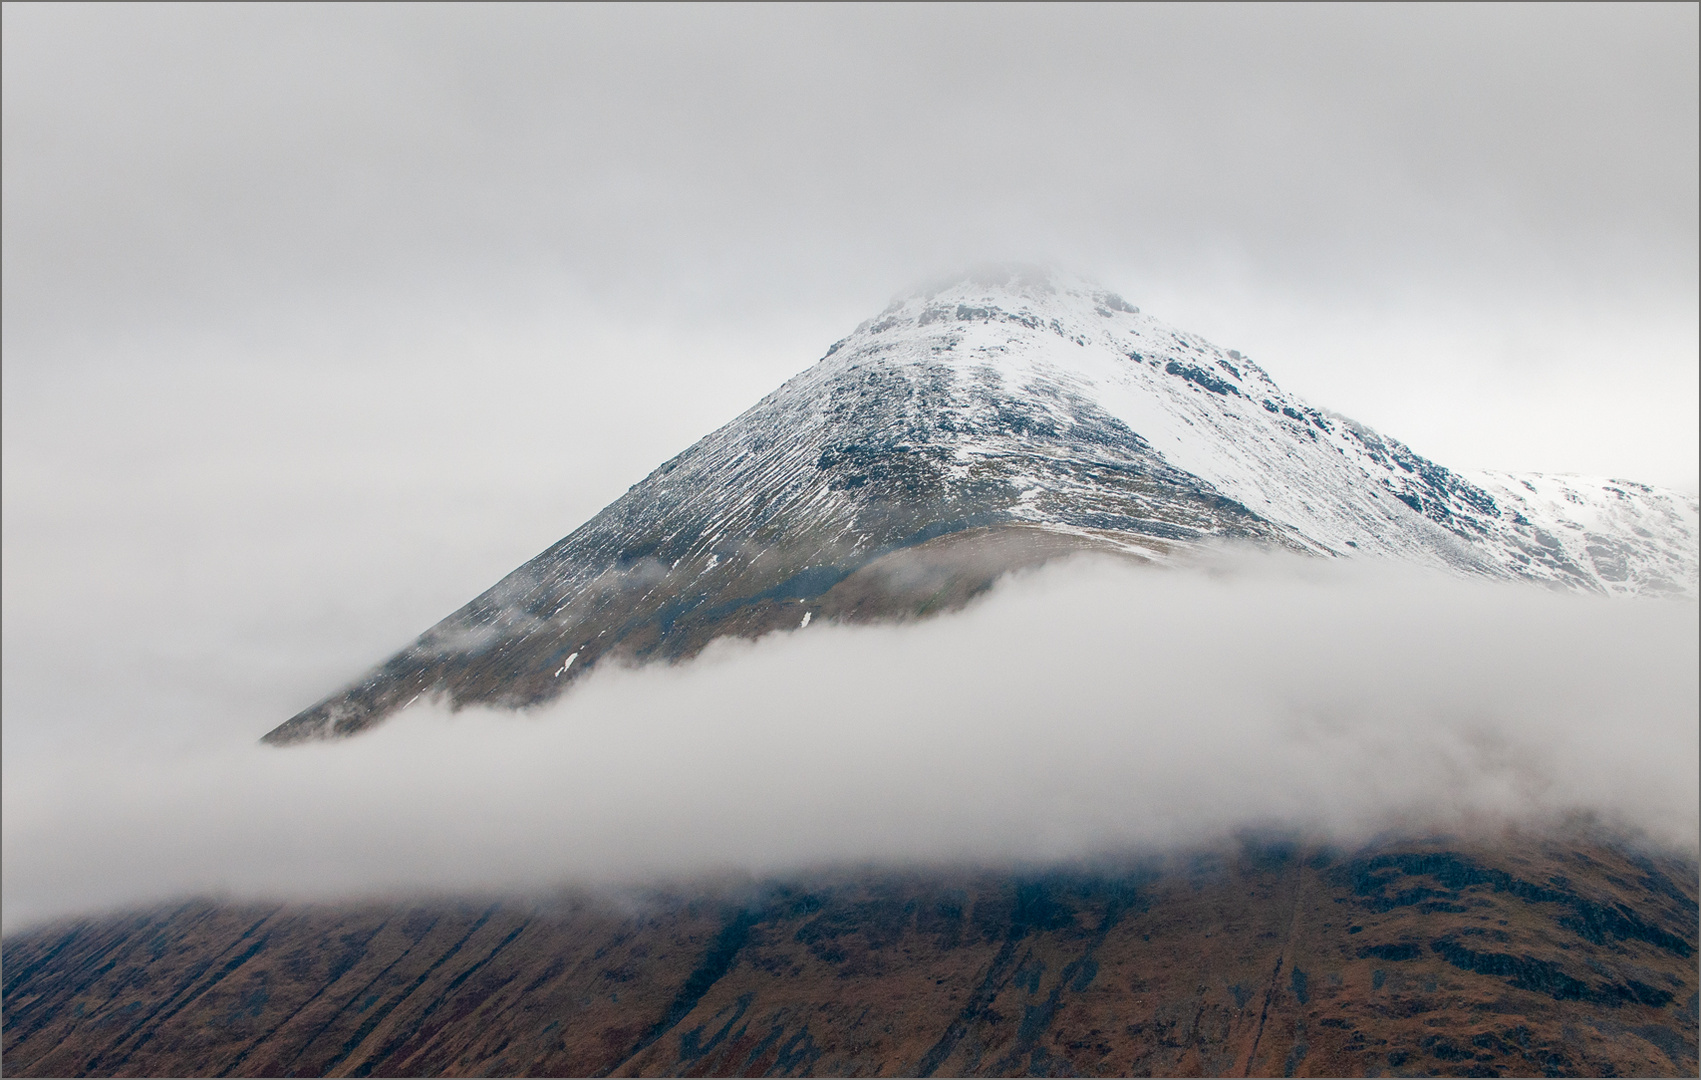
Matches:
[263,267,1699,744]
[4,834,1695,1077]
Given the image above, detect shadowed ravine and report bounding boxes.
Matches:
[4,835,1695,1077]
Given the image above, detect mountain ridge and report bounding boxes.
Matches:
[264,267,1698,744]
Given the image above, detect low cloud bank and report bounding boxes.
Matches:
[4,552,1695,933]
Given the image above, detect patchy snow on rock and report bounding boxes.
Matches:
[266,266,1698,742]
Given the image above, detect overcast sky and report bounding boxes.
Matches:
[2,6,1697,919]
[6,4,1697,473]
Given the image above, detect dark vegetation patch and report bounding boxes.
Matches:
[1357,942,1424,962]
[1429,938,1673,1007]
[1337,852,1693,957]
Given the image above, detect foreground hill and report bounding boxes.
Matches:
[264,268,1698,744]
[4,834,1694,1077]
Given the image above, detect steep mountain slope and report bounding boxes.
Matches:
[264,268,1698,743]
[5,835,1695,1077]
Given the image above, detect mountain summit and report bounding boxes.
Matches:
[264,268,1699,743]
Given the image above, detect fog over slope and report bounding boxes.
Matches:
[5,553,1693,934]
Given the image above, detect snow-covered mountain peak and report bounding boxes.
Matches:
[796,268,1695,593]
[837,266,1274,397]
[263,272,1698,743]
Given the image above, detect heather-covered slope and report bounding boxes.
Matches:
[4,835,1694,1077]
[264,269,1698,743]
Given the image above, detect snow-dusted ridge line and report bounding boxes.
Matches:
[805,267,1695,595]
[263,267,1698,743]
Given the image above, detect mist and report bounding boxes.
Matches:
[5,553,1694,935]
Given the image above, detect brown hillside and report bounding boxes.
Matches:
[3,834,1695,1077]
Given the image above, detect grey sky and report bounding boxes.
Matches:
[1,6,1697,921]
[5,4,1696,483]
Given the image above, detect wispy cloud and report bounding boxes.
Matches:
[6,553,1693,933]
